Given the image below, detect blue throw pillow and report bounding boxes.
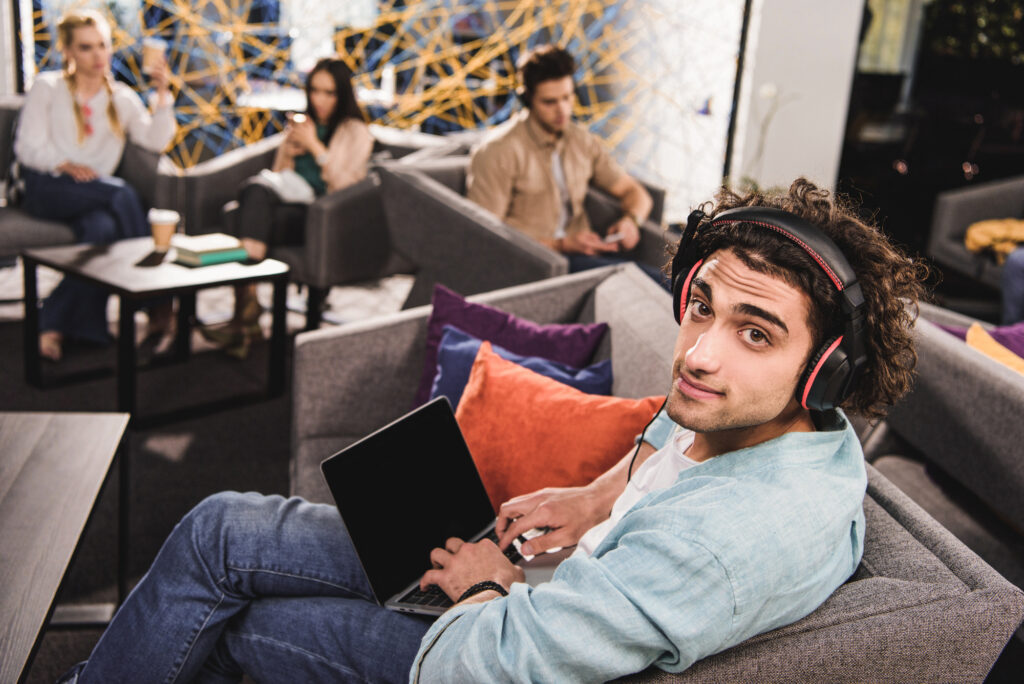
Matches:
[430,325,613,409]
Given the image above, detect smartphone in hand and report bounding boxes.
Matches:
[603,232,626,244]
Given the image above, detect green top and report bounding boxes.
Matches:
[293,123,329,196]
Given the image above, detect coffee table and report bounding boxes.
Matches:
[22,238,290,420]
[0,411,129,683]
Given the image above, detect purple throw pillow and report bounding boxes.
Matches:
[414,285,609,406]
[934,320,1024,356]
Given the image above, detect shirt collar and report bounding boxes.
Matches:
[522,110,564,152]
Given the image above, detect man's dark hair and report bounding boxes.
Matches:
[516,45,575,108]
[674,178,929,419]
[306,57,367,132]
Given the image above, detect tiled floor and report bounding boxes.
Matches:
[0,258,415,349]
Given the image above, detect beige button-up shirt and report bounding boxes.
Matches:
[467,110,626,243]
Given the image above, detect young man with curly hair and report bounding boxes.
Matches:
[60,179,927,683]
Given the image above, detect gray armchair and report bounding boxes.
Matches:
[179,127,448,329]
[0,94,180,260]
[289,265,1024,682]
[928,175,1024,292]
[377,155,671,308]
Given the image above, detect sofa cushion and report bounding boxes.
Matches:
[455,342,662,510]
[415,284,608,405]
[965,323,1024,373]
[430,324,612,409]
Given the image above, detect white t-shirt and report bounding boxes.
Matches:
[14,70,176,176]
[574,427,699,557]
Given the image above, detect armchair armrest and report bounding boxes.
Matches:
[297,175,389,288]
[180,134,282,234]
[377,164,567,308]
[116,141,181,212]
[584,187,671,270]
[928,174,1024,289]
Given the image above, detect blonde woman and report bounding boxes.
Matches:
[14,9,176,361]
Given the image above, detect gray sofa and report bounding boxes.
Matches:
[289,265,1024,681]
[928,175,1024,292]
[865,301,1024,671]
[377,156,671,308]
[0,94,181,260]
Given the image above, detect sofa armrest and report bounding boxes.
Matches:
[181,134,282,234]
[116,141,181,212]
[617,464,1024,683]
[927,174,1024,289]
[377,165,567,308]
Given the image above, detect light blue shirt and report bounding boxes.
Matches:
[410,409,867,682]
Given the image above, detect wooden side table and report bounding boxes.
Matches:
[0,412,129,683]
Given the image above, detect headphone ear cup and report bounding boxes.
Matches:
[798,336,851,411]
[672,260,702,324]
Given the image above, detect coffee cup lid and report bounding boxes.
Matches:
[148,208,179,223]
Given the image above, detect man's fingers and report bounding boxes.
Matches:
[521,527,573,556]
[444,537,464,554]
[429,547,450,568]
[498,511,549,550]
[420,569,440,591]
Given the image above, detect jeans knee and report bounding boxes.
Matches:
[182,491,283,546]
[75,210,119,244]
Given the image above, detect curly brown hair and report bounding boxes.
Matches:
[675,178,929,419]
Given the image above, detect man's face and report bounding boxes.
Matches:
[666,249,816,449]
[528,76,574,134]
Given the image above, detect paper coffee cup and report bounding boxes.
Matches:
[148,208,179,253]
[141,37,167,75]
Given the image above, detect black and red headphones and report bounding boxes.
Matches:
[670,206,868,411]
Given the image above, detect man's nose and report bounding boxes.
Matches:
[684,331,722,374]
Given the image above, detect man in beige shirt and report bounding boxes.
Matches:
[467,45,666,286]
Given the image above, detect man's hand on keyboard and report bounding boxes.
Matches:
[420,537,525,603]
[496,485,608,555]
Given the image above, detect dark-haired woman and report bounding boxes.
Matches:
[203,58,373,357]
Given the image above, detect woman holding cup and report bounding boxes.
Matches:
[201,57,373,358]
[13,9,176,361]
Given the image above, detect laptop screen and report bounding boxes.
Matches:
[321,397,498,603]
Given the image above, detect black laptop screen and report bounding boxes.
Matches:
[320,398,498,602]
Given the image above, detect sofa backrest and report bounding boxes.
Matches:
[410,155,469,195]
[0,96,22,187]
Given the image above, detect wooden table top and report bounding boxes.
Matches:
[0,412,129,683]
[23,237,288,298]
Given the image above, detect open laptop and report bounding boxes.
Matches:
[321,397,566,617]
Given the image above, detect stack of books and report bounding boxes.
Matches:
[172,233,249,267]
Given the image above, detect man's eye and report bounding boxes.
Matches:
[743,329,769,345]
[689,300,710,318]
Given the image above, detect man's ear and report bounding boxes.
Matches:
[515,86,530,108]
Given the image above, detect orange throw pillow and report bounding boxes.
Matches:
[455,342,665,511]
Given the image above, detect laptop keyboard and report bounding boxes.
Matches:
[402,531,525,607]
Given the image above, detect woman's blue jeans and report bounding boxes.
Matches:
[75,492,431,683]
[1002,246,1024,325]
[23,170,149,344]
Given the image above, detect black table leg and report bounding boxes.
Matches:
[116,437,130,605]
[117,297,137,415]
[22,257,41,387]
[175,292,195,362]
[269,276,287,397]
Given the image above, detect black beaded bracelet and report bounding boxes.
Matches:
[457,581,508,604]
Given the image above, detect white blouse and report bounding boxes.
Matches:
[14,70,176,176]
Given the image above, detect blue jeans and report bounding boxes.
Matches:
[73,492,430,683]
[566,253,670,291]
[1002,246,1024,325]
[23,170,149,344]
